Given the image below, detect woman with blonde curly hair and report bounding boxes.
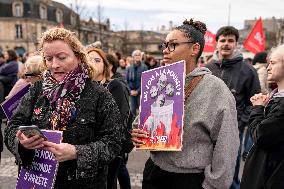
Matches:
[5,27,124,189]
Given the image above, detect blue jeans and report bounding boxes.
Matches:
[118,160,131,189]
[230,130,243,189]
[130,95,140,117]
[107,157,121,189]
[243,129,253,158]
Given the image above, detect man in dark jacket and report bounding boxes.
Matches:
[126,50,148,117]
[241,44,284,189]
[205,26,261,189]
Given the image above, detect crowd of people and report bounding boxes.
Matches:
[0,17,283,189]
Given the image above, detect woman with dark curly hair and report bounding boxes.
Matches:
[131,19,239,189]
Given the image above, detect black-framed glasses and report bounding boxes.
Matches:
[25,73,38,77]
[161,41,195,52]
[24,73,39,77]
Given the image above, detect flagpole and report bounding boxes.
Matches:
[227,2,231,26]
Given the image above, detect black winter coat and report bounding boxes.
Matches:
[206,56,261,129]
[240,97,284,189]
[105,78,129,120]
[4,79,124,189]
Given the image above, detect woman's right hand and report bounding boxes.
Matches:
[131,129,149,148]
[16,130,45,150]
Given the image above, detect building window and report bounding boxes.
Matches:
[15,24,23,39]
[56,9,63,23]
[70,13,77,26]
[83,33,88,45]
[39,4,47,19]
[41,26,47,34]
[13,2,23,17]
[14,47,26,56]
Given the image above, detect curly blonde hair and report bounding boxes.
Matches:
[39,27,97,79]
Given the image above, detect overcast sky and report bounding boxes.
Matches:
[54,0,284,33]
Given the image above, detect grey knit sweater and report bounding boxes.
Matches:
[151,67,239,189]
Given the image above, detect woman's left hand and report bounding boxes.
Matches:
[42,141,77,162]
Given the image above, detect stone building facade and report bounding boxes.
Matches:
[79,18,111,50]
[0,0,165,59]
[116,30,166,58]
[0,0,79,55]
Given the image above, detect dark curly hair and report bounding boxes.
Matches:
[175,18,207,61]
[215,26,239,42]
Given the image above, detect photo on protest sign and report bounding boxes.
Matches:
[139,60,185,151]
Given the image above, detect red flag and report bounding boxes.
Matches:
[203,31,216,52]
[243,17,265,54]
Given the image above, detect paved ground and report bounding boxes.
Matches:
[0,123,149,189]
[0,147,148,189]
[0,123,244,189]
[127,150,150,189]
[0,147,18,189]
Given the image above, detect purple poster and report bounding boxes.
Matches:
[1,84,30,120]
[16,130,62,189]
[139,61,185,151]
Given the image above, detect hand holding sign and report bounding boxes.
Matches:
[131,128,149,148]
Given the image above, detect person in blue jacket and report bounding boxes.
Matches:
[126,49,148,117]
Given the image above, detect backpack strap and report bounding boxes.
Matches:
[184,75,204,101]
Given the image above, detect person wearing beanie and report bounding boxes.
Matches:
[252,51,269,94]
[252,51,267,65]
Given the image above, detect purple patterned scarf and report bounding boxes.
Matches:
[42,64,89,130]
